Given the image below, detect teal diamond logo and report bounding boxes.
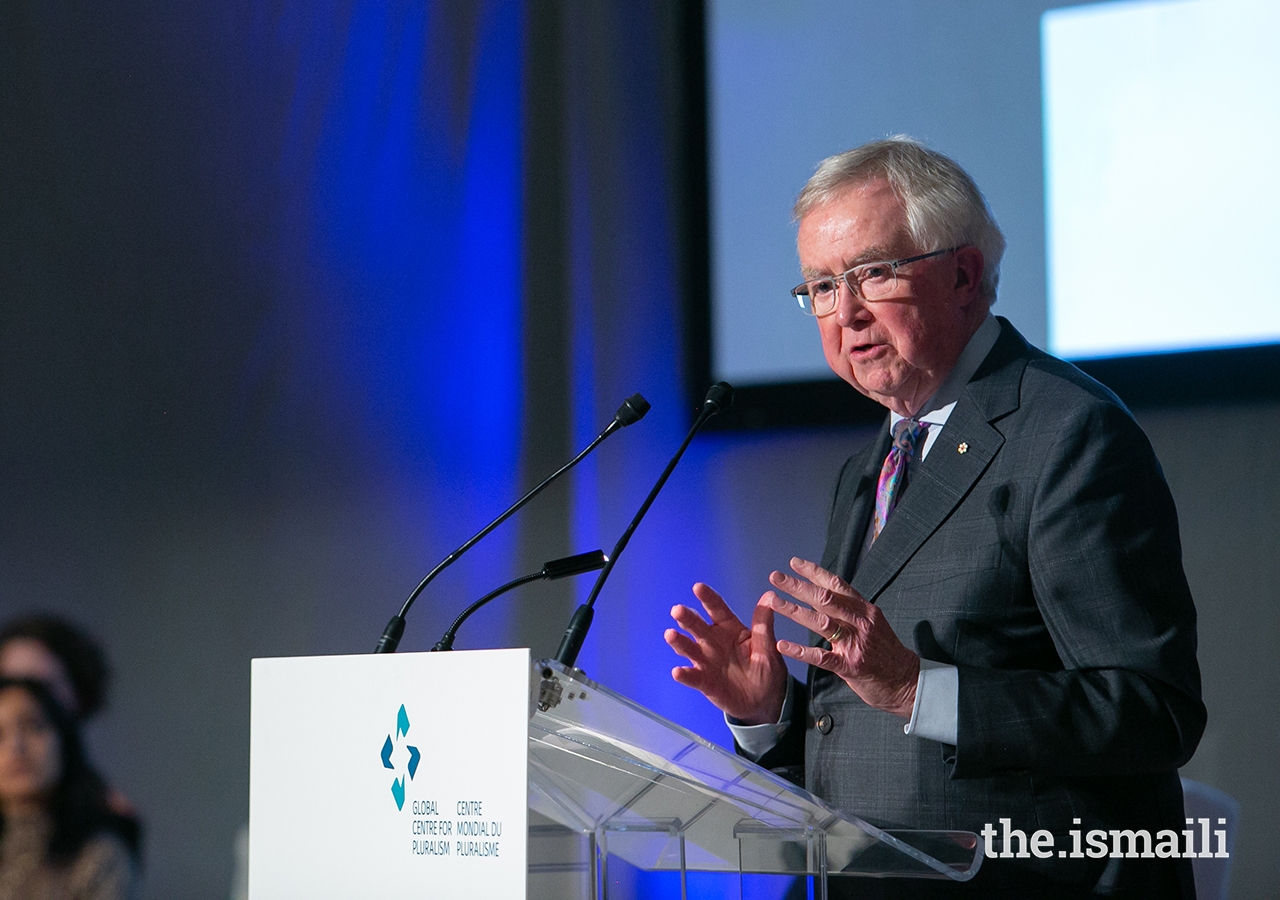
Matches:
[379,703,420,810]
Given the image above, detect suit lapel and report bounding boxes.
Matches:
[850,319,1029,603]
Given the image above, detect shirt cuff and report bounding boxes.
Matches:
[903,659,958,745]
[726,680,795,761]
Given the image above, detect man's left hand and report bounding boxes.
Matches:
[765,557,920,719]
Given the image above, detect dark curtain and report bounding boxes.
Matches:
[2,2,525,894]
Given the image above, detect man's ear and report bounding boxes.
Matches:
[953,246,985,302]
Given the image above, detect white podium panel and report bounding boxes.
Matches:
[249,649,529,899]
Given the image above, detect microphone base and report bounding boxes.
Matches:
[374,615,406,654]
[553,604,594,669]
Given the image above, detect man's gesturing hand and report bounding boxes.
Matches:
[666,583,789,725]
[766,557,920,719]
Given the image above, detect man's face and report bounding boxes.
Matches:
[797,179,982,416]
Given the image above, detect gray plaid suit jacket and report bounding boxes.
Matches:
[756,318,1205,897]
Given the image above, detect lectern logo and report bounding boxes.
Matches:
[379,703,421,811]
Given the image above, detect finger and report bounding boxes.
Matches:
[750,593,778,646]
[670,602,713,630]
[790,558,870,608]
[671,665,707,690]
[691,582,739,625]
[670,604,718,643]
[768,568,842,610]
[776,639,840,672]
[670,663,722,696]
[763,592,839,640]
[769,566,859,619]
[664,628,708,663]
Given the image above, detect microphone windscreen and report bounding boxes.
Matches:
[702,381,734,413]
[614,394,651,427]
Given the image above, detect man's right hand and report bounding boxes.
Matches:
[665,583,789,725]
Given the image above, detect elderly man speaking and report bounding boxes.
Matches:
[666,138,1205,899]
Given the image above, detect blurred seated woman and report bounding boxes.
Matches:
[0,678,139,900]
[0,617,110,724]
[0,616,137,824]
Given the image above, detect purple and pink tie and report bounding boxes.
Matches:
[872,418,929,541]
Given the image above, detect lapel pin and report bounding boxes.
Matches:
[957,442,969,454]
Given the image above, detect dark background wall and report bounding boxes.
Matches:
[2,2,1275,899]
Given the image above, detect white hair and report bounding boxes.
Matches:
[793,136,1006,303]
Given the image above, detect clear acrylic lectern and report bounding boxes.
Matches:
[527,659,981,899]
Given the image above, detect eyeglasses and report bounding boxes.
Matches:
[789,246,960,316]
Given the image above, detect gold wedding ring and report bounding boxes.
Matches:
[827,624,844,643]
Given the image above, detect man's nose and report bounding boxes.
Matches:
[834,280,868,327]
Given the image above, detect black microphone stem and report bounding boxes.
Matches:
[554,383,733,669]
[374,395,649,653]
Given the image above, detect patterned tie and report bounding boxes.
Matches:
[873,418,929,541]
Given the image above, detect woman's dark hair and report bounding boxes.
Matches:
[0,677,141,864]
[0,615,111,719]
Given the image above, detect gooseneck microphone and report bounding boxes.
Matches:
[553,382,734,669]
[374,394,650,653]
[431,550,607,652]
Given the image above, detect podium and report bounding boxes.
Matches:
[249,650,980,899]
[529,659,980,899]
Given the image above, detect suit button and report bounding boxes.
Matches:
[816,714,833,734]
